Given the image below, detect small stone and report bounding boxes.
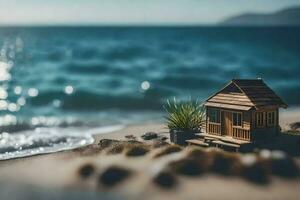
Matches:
[141,132,158,140]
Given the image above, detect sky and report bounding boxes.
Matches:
[0,0,299,25]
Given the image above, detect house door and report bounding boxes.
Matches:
[222,111,232,136]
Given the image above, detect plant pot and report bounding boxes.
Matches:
[169,129,200,145]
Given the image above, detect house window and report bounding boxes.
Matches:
[208,109,220,123]
[232,112,242,127]
[256,112,265,128]
[267,111,276,126]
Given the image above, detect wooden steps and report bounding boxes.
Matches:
[196,133,251,145]
[186,139,209,147]
[185,133,254,152]
[187,138,240,149]
[211,140,240,148]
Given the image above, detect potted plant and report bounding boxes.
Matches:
[164,98,205,145]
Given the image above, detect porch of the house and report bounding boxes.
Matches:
[186,119,253,152]
[186,132,252,152]
[206,122,251,141]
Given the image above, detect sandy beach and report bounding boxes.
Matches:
[0,109,300,200]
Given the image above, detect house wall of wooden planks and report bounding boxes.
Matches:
[204,79,287,142]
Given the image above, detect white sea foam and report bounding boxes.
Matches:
[0,125,125,160]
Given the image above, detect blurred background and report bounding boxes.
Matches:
[0,0,300,159]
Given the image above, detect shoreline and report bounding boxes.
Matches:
[0,107,299,161]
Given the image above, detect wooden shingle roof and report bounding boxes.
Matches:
[204,79,287,110]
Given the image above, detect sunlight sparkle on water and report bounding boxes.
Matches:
[65,85,74,94]
[0,61,12,81]
[0,115,17,126]
[0,87,8,99]
[17,97,26,106]
[8,103,19,112]
[28,88,39,97]
[141,81,150,91]
[0,100,8,110]
[14,86,22,95]
[53,99,61,107]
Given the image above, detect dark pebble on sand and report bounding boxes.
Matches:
[78,163,95,179]
[153,171,177,189]
[99,166,132,187]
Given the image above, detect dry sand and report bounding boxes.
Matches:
[0,110,300,200]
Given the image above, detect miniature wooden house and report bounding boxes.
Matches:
[204,79,287,142]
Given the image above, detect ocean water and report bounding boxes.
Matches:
[0,26,300,159]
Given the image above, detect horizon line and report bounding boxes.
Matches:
[1,24,300,28]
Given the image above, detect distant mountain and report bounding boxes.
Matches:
[220,6,300,26]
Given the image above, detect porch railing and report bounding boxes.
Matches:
[208,123,221,135]
[232,127,250,141]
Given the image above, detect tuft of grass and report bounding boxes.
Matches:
[241,160,270,185]
[153,145,182,158]
[151,140,169,148]
[210,151,242,176]
[270,158,299,178]
[186,147,207,158]
[105,141,151,156]
[164,98,205,131]
[185,147,213,171]
[106,142,127,155]
[264,153,300,178]
[98,139,120,149]
[168,158,204,176]
[78,163,96,179]
[98,166,132,187]
[153,170,177,189]
[124,144,150,157]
